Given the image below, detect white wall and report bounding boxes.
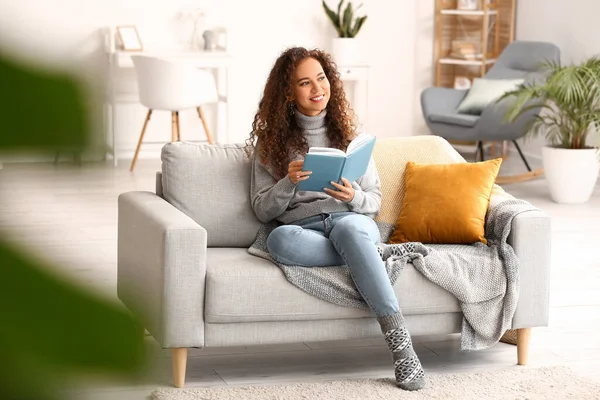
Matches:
[413,1,436,136]
[2,1,599,163]
[0,0,422,162]
[515,0,600,155]
[516,0,600,65]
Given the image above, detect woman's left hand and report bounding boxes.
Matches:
[324,178,355,203]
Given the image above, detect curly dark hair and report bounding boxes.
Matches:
[244,47,356,179]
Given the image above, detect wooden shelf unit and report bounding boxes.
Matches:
[434,0,516,87]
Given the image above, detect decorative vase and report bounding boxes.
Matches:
[189,31,202,50]
[542,146,600,203]
[203,30,217,51]
[331,37,359,66]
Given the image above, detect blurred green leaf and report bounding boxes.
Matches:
[323,0,343,36]
[0,51,145,399]
[0,240,146,399]
[0,53,88,150]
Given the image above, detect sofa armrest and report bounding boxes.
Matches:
[507,208,552,329]
[117,191,207,348]
[421,87,468,119]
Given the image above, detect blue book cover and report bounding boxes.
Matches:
[297,134,376,192]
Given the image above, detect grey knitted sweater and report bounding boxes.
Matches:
[250,110,382,224]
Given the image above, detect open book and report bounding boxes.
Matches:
[297,133,376,192]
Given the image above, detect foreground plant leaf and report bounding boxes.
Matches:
[0,50,144,399]
[0,53,88,150]
[0,241,146,399]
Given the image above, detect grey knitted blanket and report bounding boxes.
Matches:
[248,197,538,351]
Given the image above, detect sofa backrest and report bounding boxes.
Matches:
[158,136,466,247]
[160,141,261,247]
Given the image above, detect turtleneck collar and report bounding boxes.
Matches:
[294,109,327,132]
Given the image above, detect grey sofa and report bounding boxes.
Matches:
[117,136,551,388]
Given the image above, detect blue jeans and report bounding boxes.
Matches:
[266,211,400,317]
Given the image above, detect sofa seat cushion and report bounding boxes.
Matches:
[428,113,479,127]
[204,248,460,324]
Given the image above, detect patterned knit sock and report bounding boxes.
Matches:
[376,243,420,261]
[377,312,426,391]
[375,243,387,259]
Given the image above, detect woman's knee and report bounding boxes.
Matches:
[331,215,380,243]
[266,225,302,257]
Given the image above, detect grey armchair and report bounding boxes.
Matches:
[421,41,560,183]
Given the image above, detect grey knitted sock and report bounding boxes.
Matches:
[377,312,426,391]
[375,243,419,260]
[375,243,387,259]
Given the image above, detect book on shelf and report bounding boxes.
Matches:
[450,41,482,60]
[297,133,376,192]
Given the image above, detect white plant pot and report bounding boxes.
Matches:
[542,146,600,204]
[331,38,359,66]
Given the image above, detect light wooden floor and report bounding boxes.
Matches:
[0,150,599,400]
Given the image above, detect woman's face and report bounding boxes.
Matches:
[291,57,330,117]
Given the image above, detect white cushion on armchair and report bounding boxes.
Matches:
[456,77,524,115]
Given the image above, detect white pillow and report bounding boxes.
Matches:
[456,78,524,115]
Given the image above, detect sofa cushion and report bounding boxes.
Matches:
[204,248,460,323]
[456,77,524,115]
[372,136,466,242]
[161,142,261,247]
[389,158,503,245]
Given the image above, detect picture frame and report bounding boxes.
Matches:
[116,25,143,51]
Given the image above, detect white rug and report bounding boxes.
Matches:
[151,366,600,399]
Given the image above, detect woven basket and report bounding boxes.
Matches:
[500,329,518,345]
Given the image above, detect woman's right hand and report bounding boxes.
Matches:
[288,160,312,184]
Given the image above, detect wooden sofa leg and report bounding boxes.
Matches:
[172,348,188,388]
[517,328,532,365]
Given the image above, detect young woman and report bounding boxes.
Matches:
[245,47,426,391]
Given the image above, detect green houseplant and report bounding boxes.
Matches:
[322,0,367,38]
[0,50,146,399]
[500,56,600,203]
[322,0,367,65]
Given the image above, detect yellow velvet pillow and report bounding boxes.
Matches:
[388,158,502,245]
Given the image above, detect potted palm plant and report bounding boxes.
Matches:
[501,56,600,203]
[322,0,367,65]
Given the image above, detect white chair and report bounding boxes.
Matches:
[129,55,218,171]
